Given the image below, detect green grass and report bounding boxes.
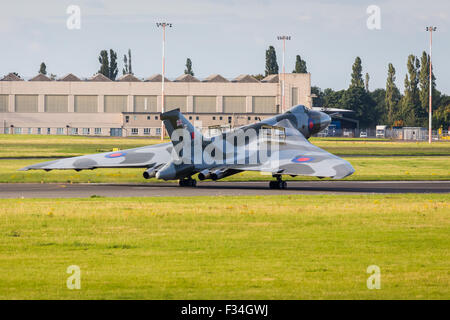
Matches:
[1,156,449,183]
[0,194,448,299]
[0,134,165,158]
[1,134,449,158]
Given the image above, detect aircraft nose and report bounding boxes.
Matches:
[319,112,331,131]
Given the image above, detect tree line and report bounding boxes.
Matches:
[311,54,449,129]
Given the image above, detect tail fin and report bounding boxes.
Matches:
[160,108,203,141]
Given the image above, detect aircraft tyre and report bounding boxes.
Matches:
[179,178,197,187]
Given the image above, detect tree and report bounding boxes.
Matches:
[293,55,307,73]
[39,62,47,75]
[370,88,386,124]
[323,89,345,109]
[433,95,450,130]
[123,54,129,75]
[419,51,437,124]
[122,49,133,75]
[184,58,194,76]
[98,50,109,78]
[401,54,421,126]
[128,49,133,75]
[365,73,370,92]
[385,63,401,125]
[265,46,279,76]
[341,86,377,127]
[109,49,118,81]
[251,74,265,81]
[350,57,364,88]
[311,86,324,108]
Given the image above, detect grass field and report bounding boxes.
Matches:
[1,156,449,183]
[0,194,448,299]
[0,134,449,183]
[0,134,449,158]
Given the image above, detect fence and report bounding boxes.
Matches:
[315,127,449,141]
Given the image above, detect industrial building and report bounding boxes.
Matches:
[0,72,311,137]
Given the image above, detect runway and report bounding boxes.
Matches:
[0,181,449,198]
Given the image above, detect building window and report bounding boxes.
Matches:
[14,127,22,134]
[56,128,64,135]
[95,128,102,135]
[196,116,199,120]
[156,128,161,135]
[255,117,258,120]
[47,128,51,135]
[248,117,251,120]
[147,116,151,120]
[125,116,130,123]
[71,128,78,135]
[131,128,138,135]
[133,116,137,121]
[155,116,159,120]
[212,116,216,120]
[189,116,192,120]
[82,128,90,135]
[143,128,150,135]
[219,116,223,120]
[228,116,232,123]
[37,128,41,134]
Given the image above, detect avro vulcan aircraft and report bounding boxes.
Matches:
[20,105,354,189]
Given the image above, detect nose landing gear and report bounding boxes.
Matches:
[269,175,287,189]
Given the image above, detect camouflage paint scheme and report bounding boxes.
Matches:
[20,105,354,183]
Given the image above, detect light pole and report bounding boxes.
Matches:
[156,22,172,140]
[277,35,291,113]
[426,26,436,144]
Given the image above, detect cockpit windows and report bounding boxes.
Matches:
[288,105,307,114]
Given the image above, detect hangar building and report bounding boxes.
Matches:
[0,72,311,137]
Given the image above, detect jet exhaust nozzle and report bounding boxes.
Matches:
[198,169,212,181]
[143,168,157,179]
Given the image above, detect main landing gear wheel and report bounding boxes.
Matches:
[179,178,197,187]
[269,176,287,189]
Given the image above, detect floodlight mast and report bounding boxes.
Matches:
[426,26,436,144]
[277,35,291,113]
[156,22,173,140]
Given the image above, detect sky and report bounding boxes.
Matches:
[0,0,449,93]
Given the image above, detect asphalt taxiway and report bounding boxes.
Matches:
[0,181,449,198]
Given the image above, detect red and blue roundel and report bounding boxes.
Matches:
[292,156,314,163]
[106,152,127,158]
[308,119,314,130]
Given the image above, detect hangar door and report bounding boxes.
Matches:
[45,95,68,113]
[15,95,38,113]
[165,96,187,112]
[105,95,127,113]
[223,96,246,113]
[0,95,8,112]
[194,96,216,113]
[253,96,276,113]
[75,96,98,113]
[134,96,157,112]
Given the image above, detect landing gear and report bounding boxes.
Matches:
[269,175,287,189]
[179,177,197,187]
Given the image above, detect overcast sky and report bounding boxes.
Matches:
[0,0,448,93]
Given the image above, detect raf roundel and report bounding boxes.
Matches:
[308,119,314,130]
[292,156,314,163]
[105,152,127,159]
